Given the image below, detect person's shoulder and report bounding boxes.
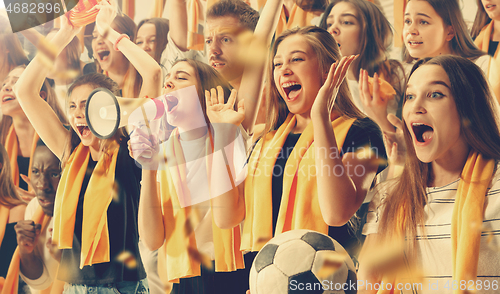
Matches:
[350,117,383,135]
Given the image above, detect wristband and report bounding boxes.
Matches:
[113,34,130,51]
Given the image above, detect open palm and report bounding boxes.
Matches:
[311,55,356,117]
[205,86,245,126]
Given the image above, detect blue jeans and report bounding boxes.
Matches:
[63,279,149,294]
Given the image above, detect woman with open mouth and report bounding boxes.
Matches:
[13,0,162,292]
[364,0,500,181]
[318,0,405,134]
[359,55,500,294]
[129,57,256,294]
[85,9,142,98]
[208,26,387,292]
[0,65,66,200]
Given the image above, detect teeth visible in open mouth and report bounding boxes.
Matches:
[282,82,300,88]
[409,41,423,45]
[76,123,89,135]
[2,96,14,102]
[282,82,302,98]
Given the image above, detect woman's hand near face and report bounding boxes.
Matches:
[359,69,396,134]
[92,0,117,37]
[383,114,407,178]
[128,127,160,171]
[205,87,245,126]
[311,55,356,119]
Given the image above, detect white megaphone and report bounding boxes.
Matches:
[85,88,166,139]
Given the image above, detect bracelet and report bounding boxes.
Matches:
[113,34,130,51]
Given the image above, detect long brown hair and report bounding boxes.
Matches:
[137,18,170,64]
[171,59,233,127]
[319,0,404,98]
[0,143,24,207]
[0,21,29,71]
[402,0,485,63]
[64,73,126,167]
[378,55,500,256]
[0,66,68,145]
[94,14,141,98]
[264,26,363,135]
[471,0,491,40]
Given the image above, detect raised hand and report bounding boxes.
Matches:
[128,127,161,170]
[383,114,406,167]
[15,220,42,256]
[311,55,356,118]
[205,87,245,126]
[92,0,117,37]
[59,14,82,39]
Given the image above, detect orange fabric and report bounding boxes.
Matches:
[242,114,356,251]
[158,129,244,282]
[122,0,135,20]
[4,126,39,191]
[393,0,408,48]
[276,4,318,37]
[187,0,205,50]
[451,151,495,293]
[376,151,495,294]
[52,142,120,268]
[150,0,166,18]
[367,75,396,101]
[474,21,500,105]
[0,206,64,294]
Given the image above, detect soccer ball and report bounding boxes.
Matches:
[249,229,357,294]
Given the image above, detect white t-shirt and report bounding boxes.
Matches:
[363,163,500,294]
[20,199,57,294]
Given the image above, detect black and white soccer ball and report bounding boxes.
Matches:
[249,229,357,294]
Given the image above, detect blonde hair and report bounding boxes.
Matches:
[264,26,363,136]
[0,66,68,145]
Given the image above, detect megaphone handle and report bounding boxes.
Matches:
[140,104,152,136]
[138,104,153,159]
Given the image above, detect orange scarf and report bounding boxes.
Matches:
[474,21,500,105]
[451,151,495,293]
[52,142,119,268]
[276,4,319,37]
[157,128,244,282]
[377,151,495,294]
[4,126,39,191]
[0,206,64,294]
[187,0,205,51]
[242,114,355,251]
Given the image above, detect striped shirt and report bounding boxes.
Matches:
[363,165,500,294]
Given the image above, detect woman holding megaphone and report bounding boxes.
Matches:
[13,0,162,292]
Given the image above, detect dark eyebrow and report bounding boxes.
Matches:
[405,12,432,18]
[406,80,450,89]
[430,80,450,89]
[176,70,191,76]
